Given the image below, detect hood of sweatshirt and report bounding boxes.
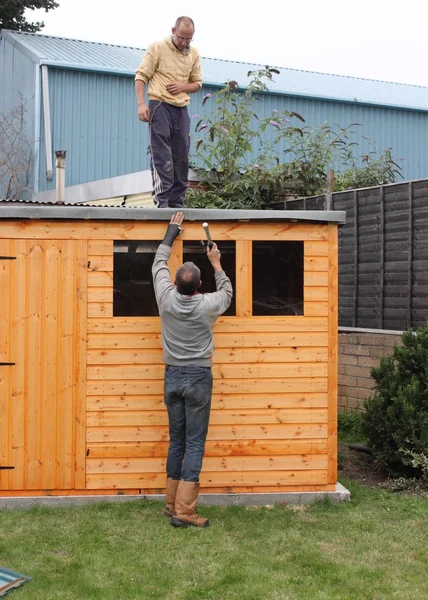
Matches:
[167,289,202,318]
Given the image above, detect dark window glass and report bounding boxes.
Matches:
[252,241,304,316]
[183,241,236,316]
[113,241,159,316]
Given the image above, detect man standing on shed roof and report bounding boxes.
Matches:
[135,17,202,208]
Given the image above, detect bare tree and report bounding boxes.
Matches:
[0,99,33,200]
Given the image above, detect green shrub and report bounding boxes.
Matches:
[401,449,428,482]
[363,324,428,476]
[338,412,365,441]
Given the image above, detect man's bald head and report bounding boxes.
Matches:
[175,262,201,295]
[174,16,195,29]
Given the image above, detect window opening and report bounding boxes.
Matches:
[113,241,159,316]
[182,241,236,316]
[252,241,304,316]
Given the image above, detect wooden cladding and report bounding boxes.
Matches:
[84,221,336,493]
[0,239,87,491]
[0,220,338,495]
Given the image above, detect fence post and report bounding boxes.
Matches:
[407,182,413,328]
[325,169,334,210]
[352,190,358,327]
[379,186,385,329]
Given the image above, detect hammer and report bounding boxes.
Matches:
[202,222,214,249]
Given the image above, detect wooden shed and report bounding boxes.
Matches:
[0,206,345,499]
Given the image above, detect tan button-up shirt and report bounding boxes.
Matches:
[135,37,203,107]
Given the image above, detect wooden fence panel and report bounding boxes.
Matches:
[286,178,428,330]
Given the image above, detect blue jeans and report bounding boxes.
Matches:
[164,365,213,482]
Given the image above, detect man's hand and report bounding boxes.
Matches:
[207,243,222,272]
[170,212,184,227]
[160,212,184,246]
[166,81,186,96]
[138,102,150,122]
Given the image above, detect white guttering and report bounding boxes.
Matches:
[33,62,41,193]
[41,65,53,181]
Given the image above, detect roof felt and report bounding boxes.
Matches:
[3,30,428,111]
[0,206,346,224]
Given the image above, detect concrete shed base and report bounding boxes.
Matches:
[0,484,350,509]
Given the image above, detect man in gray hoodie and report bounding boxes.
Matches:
[152,212,233,527]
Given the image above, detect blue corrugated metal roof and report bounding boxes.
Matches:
[3,30,428,112]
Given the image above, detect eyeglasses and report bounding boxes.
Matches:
[175,34,193,42]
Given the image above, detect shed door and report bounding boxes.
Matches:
[0,239,87,491]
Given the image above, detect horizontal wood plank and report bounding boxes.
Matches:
[304,288,328,302]
[87,378,328,395]
[86,454,328,474]
[86,469,328,489]
[87,393,328,411]
[0,221,328,241]
[304,241,329,257]
[86,439,328,458]
[90,297,330,317]
[87,316,329,334]
[86,408,328,427]
[88,303,113,318]
[198,484,335,492]
[304,302,329,317]
[88,241,113,256]
[87,331,329,349]
[88,287,112,303]
[88,256,113,272]
[87,423,327,442]
[87,347,329,365]
[88,271,113,287]
[304,256,329,271]
[304,272,329,286]
[89,393,328,412]
[87,363,328,380]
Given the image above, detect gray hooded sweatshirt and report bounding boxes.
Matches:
[152,243,233,367]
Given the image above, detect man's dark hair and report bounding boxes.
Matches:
[175,16,195,29]
[175,262,201,295]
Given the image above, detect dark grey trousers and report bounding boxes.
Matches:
[149,100,190,208]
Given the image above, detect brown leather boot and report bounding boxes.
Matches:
[163,478,180,517]
[171,481,209,528]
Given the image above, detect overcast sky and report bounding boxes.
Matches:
[28,0,428,88]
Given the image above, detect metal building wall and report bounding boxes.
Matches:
[0,36,37,197]
[191,86,428,181]
[38,68,149,191]
[38,71,428,192]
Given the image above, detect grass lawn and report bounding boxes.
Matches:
[0,480,427,600]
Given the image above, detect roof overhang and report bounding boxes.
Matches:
[0,206,346,224]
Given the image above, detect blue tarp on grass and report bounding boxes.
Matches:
[0,567,31,596]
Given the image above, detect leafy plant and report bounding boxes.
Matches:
[400,449,428,482]
[363,323,428,476]
[193,67,304,174]
[187,69,403,209]
[335,143,403,190]
[338,412,365,438]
